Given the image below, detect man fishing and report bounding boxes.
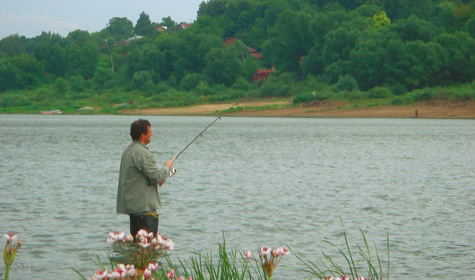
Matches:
[117,119,174,237]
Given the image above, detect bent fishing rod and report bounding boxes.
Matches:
[168,103,237,177]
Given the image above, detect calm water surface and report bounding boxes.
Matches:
[0,115,474,279]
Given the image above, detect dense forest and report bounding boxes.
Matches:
[0,0,474,113]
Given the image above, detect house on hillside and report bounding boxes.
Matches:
[156,26,167,33]
[224,37,274,83]
[122,35,143,45]
[167,23,193,32]
[224,37,264,60]
[253,67,275,83]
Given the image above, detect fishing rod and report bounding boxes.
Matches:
[168,103,237,177]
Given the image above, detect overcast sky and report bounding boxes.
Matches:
[0,0,205,39]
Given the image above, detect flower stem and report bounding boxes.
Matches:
[5,264,10,280]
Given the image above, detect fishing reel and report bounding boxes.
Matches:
[169,168,177,177]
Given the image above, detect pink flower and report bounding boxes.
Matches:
[138,237,151,248]
[93,270,108,279]
[161,238,174,250]
[273,247,289,257]
[116,264,136,278]
[136,229,154,240]
[107,270,121,279]
[143,268,152,278]
[123,233,134,243]
[4,233,18,243]
[147,262,158,271]
[107,231,126,244]
[125,264,136,277]
[244,251,253,259]
[260,247,272,257]
[166,268,176,279]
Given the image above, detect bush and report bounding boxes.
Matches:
[347,90,365,100]
[293,92,315,104]
[232,76,254,91]
[108,92,134,104]
[0,94,31,107]
[257,82,293,97]
[313,91,330,101]
[367,86,392,99]
[180,73,209,91]
[69,75,87,93]
[54,77,68,96]
[132,71,154,91]
[194,81,215,96]
[390,83,408,96]
[336,74,359,92]
[155,81,170,94]
[33,88,51,102]
[411,90,435,101]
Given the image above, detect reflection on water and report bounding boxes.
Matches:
[0,115,474,279]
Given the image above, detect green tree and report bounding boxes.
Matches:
[198,0,227,17]
[263,10,311,73]
[402,40,447,88]
[11,53,46,88]
[301,47,325,76]
[0,34,24,57]
[67,41,100,78]
[104,17,134,43]
[435,31,475,83]
[321,26,359,82]
[180,72,210,91]
[160,16,177,29]
[373,11,391,29]
[0,54,22,91]
[33,42,68,78]
[465,13,475,37]
[389,15,440,42]
[135,12,156,37]
[132,71,154,90]
[203,47,243,86]
[67,30,91,47]
[54,77,68,95]
[69,75,87,93]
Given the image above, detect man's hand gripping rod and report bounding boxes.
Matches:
[168,103,237,177]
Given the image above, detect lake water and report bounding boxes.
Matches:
[0,115,473,279]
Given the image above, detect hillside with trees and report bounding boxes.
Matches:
[0,0,474,113]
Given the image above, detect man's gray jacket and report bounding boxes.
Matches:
[117,141,170,214]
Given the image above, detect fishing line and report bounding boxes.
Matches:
[168,103,237,177]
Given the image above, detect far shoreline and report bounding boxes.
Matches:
[120,100,475,119]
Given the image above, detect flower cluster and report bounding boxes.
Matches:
[107,229,174,270]
[92,262,157,280]
[322,277,369,280]
[244,247,289,280]
[94,229,175,280]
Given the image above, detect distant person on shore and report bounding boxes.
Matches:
[117,119,174,237]
[415,109,418,118]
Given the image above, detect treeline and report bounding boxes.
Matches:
[0,0,474,111]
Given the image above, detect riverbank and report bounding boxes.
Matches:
[121,99,475,119]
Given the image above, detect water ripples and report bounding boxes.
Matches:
[0,115,474,279]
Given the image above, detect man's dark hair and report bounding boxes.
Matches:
[130,119,151,140]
